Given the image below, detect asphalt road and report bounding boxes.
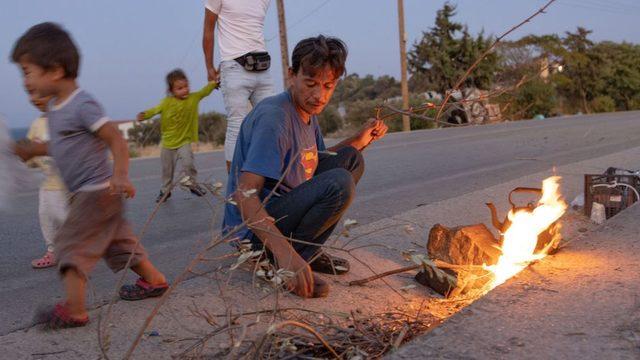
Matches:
[2,111,640,334]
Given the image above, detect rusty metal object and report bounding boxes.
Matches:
[486,186,561,254]
[486,187,542,234]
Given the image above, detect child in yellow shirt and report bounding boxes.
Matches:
[27,93,69,269]
[137,69,217,203]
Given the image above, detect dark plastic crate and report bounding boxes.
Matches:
[584,172,640,219]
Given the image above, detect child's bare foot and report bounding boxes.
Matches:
[34,302,89,330]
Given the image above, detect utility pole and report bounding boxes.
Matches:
[397,0,411,132]
[276,0,290,88]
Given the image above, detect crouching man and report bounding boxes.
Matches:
[223,35,388,298]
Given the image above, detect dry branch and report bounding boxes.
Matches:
[434,0,558,122]
[372,0,558,130]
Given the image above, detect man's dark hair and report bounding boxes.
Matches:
[11,22,80,79]
[166,69,188,91]
[291,35,348,78]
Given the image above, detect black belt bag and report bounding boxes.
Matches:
[234,52,271,72]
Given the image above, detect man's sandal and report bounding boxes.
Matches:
[31,251,57,269]
[34,302,89,330]
[119,278,169,301]
[309,252,350,275]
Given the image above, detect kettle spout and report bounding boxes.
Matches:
[485,202,505,232]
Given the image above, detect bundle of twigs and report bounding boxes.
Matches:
[253,307,440,359]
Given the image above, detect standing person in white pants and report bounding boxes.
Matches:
[202,0,275,171]
[26,93,69,269]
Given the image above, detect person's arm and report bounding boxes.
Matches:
[202,7,220,82]
[96,122,135,198]
[234,172,314,298]
[24,120,43,167]
[137,101,164,122]
[328,119,389,152]
[194,81,218,101]
[78,98,135,198]
[13,140,48,162]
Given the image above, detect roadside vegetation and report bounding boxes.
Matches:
[317,3,640,134]
[129,2,640,149]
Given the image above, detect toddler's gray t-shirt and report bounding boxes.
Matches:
[47,89,112,193]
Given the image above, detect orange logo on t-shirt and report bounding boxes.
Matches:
[300,146,318,181]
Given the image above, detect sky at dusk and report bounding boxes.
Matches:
[1,0,639,128]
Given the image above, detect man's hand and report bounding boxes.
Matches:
[355,119,388,150]
[207,67,220,83]
[235,171,315,298]
[272,246,315,298]
[136,112,146,122]
[110,174,136,198]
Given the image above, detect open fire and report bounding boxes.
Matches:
[414,176,568,297]
[485,176,567,288]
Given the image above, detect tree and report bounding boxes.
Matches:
[408,2,499,94]
[496,35,563,86]
[594,41,640,111]
[331,74,400,103]
[128,121,160,146]
[554,27,604,113]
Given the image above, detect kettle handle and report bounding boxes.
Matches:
[508,187,542,209]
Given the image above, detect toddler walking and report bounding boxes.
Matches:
[26,92,69,268]
[137,69,217,202]
[12,22,168,329]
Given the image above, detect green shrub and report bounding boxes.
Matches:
[342,96,437,133]
[343,99,379,130]
[317,105,343,135]
[128,121,160,146]
[514,79,558,119]
[199,112,227,145]
[590,95,616,113]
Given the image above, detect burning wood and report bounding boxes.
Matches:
[417,176,566,297]
[415,224,500,297]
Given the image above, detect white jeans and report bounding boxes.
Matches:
[39,188,69,253]
[220,60,275,162]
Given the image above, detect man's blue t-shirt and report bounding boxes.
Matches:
[223,91,326,240]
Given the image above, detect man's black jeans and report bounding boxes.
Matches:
[252,146,364,260]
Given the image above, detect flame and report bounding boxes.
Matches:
[486,176,567,288]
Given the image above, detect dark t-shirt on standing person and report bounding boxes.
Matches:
[223,91,326,241]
